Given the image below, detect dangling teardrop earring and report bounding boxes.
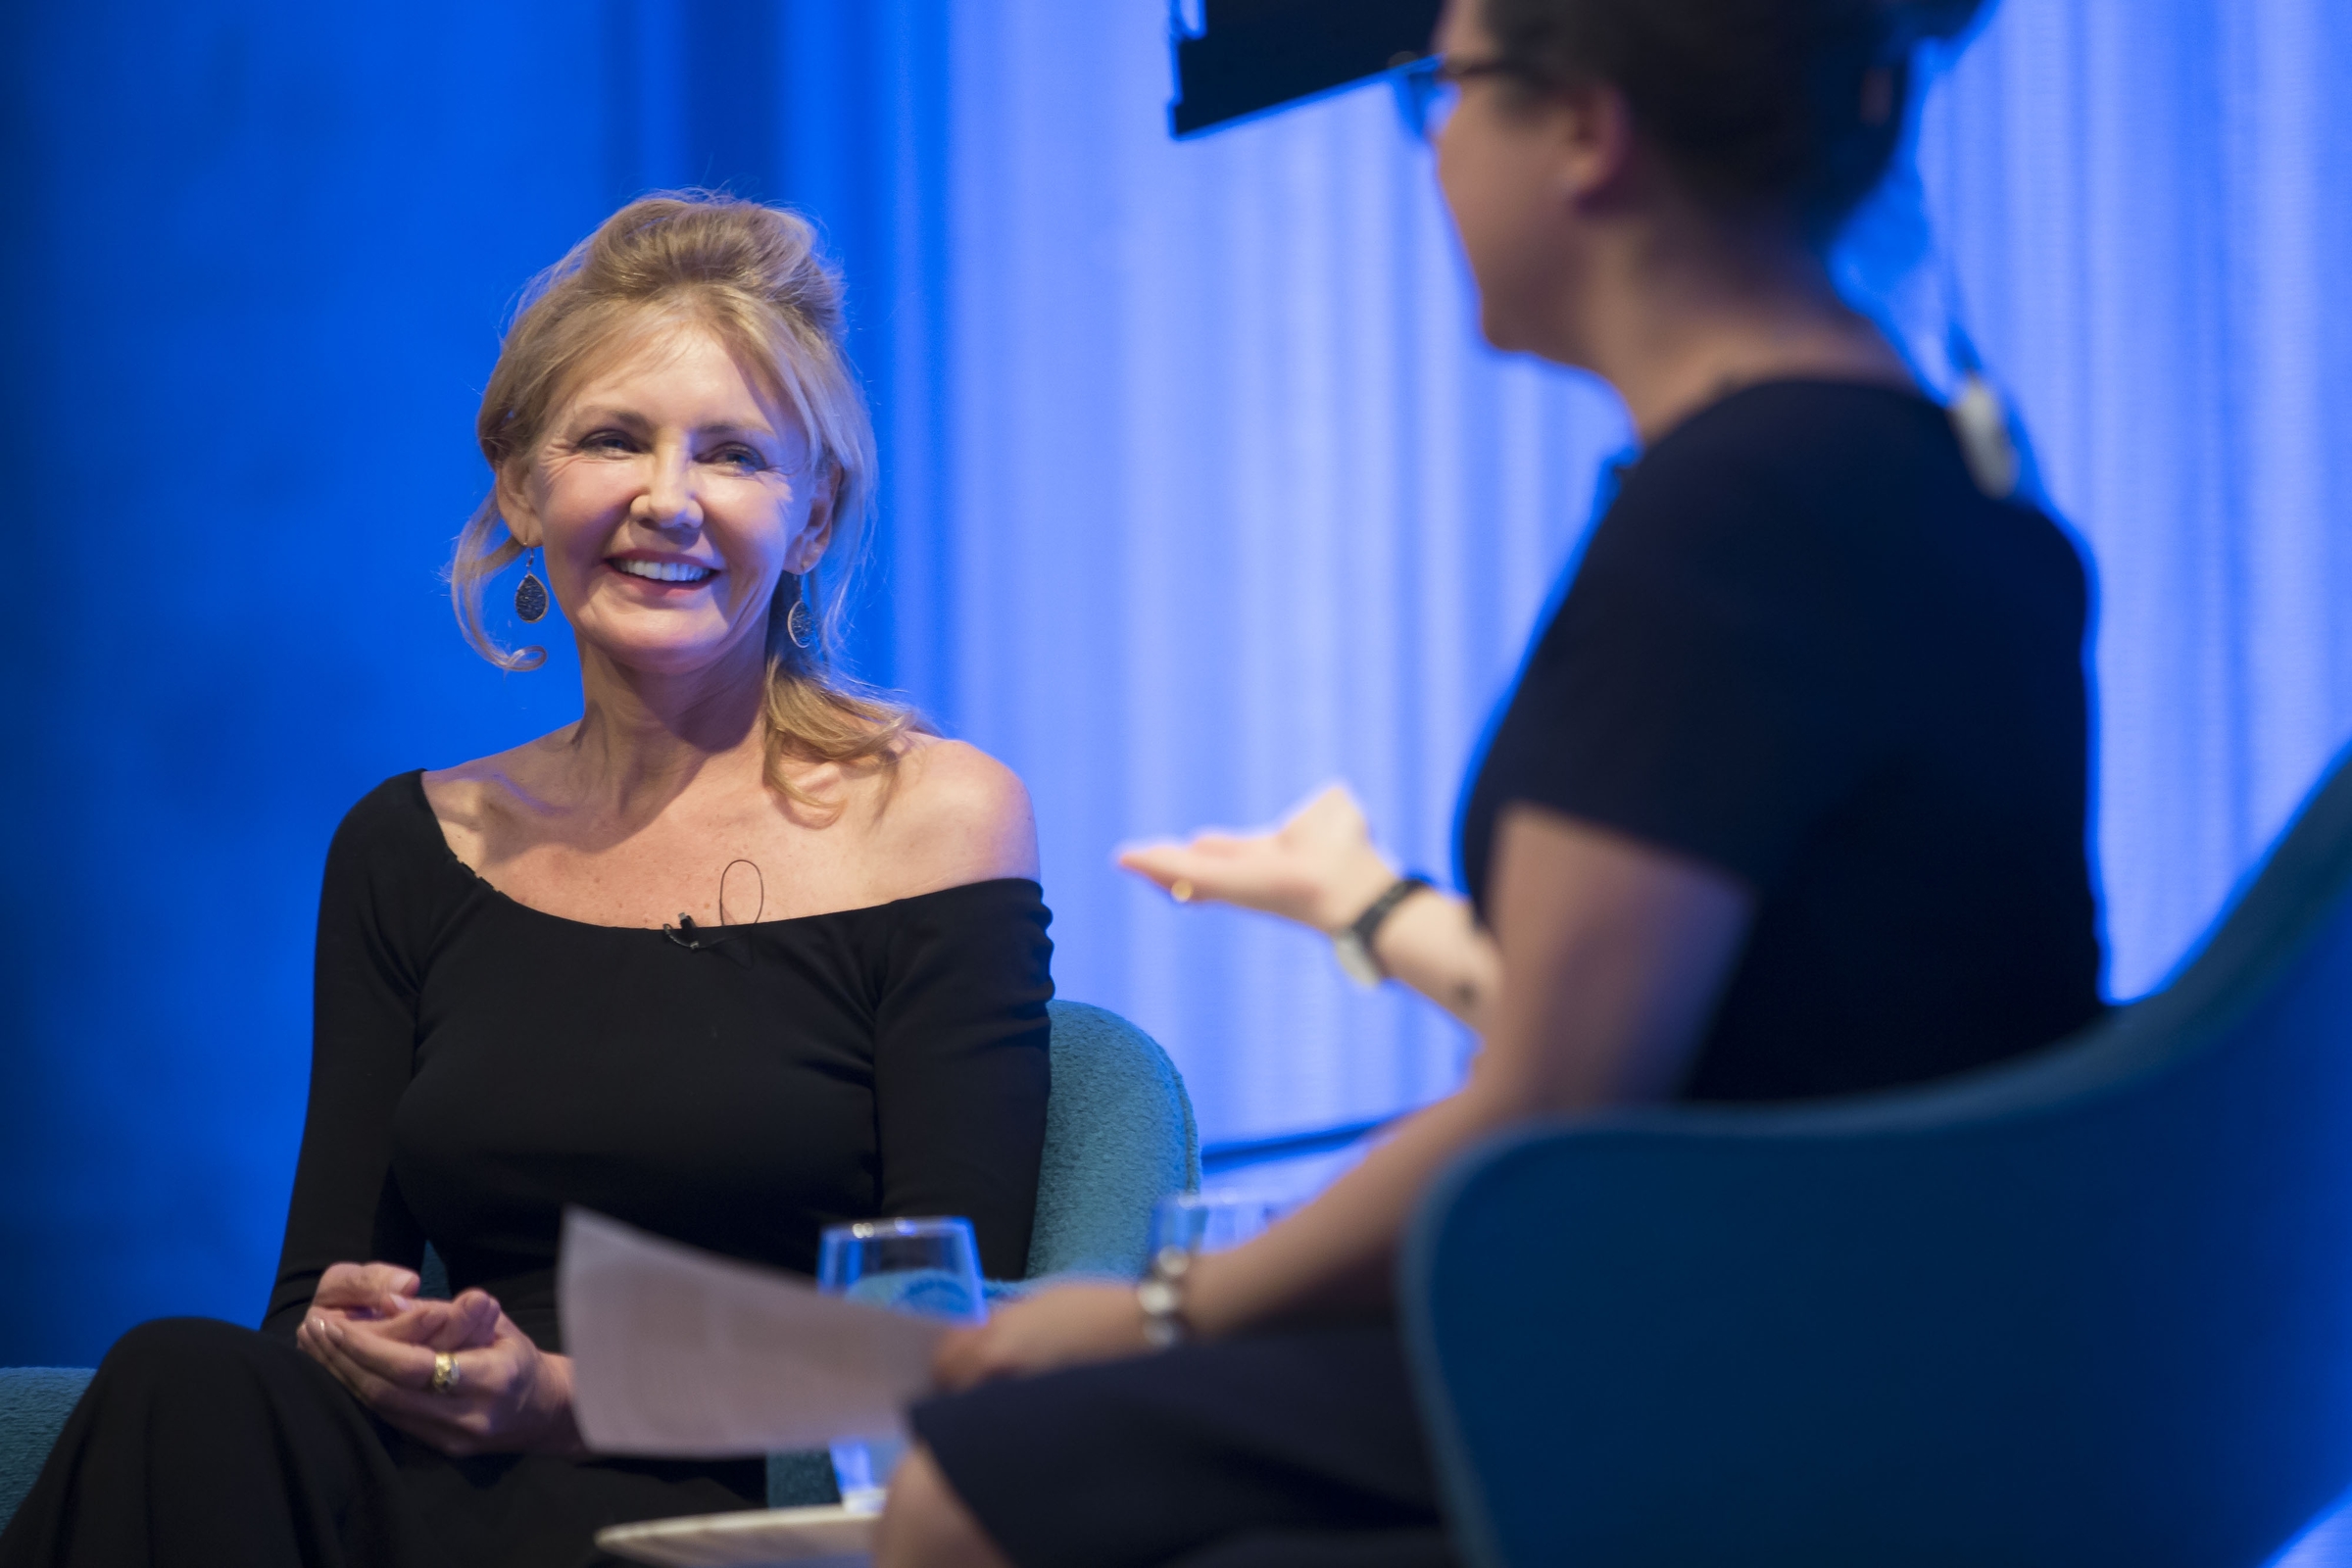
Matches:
[785,574,815,650]
[514,546,550,623]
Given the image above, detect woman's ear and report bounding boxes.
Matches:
[790,466,840,574]
[1555,79,1639,208]
[494,465,543,550]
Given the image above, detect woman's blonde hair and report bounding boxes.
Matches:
[449,192,920,808]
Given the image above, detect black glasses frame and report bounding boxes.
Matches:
[1396,54,1549,142]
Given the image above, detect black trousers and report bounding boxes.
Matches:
[0,1317,761,1568]
[909,1323,1458,1568]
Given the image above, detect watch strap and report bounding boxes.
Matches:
[1334,874,1433,986]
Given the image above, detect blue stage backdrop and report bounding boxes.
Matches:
[3,0,2349,1369]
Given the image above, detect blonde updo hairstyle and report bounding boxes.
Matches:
[449,193,918,809]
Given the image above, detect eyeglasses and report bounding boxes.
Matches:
[1396,55,1541,144]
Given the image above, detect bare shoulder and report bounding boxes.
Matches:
[863,735,1040,895]
[419,732,571,867]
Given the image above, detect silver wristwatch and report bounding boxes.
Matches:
[1137,1245,1195,1349]
[1332,875,1433,988]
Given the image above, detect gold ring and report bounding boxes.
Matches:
[430,1352,461,1396]
[1170,879,1195,904]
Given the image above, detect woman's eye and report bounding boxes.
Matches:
[580,430,636,455]
[709,446,766,472]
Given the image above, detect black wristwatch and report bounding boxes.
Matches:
[1332,875,1433,988]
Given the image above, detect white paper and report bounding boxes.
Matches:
[561,1207,948,1456]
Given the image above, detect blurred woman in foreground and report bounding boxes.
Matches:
[881,0,2098,1564]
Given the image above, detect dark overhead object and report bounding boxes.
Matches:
[1170,0,1445,139]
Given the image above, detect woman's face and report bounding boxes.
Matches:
[1432,0,1599,356]
[503,321,828,681]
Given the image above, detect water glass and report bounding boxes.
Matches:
[1149,1189,1287,1260]
[817,1216,986,1511]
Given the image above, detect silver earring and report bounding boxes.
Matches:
[514,546,549,623]
[786,575,815,650]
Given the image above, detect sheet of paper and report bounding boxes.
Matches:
[561,1206,948,1456]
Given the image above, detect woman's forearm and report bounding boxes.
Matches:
[1370,889,1501,1033]
[1182,808,1753,1338]
[1183,1067,1522,1334]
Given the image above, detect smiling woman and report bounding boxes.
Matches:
[449,195,913,813]
[0,194,1054,1568]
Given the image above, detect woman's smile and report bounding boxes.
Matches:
[605,552,721,589]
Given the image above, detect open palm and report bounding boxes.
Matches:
[1117,784,1397,932]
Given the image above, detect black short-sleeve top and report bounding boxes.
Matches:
[1458,381,2104,1102]
[264,771,1054,1348]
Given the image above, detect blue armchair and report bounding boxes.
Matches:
[0,998,1196,1528]
[1023,1000,1200,1279]
[1401,745,2352,1568]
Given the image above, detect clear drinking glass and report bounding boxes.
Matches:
[816,1216,986,1512]
[1149,1189,1288,1259]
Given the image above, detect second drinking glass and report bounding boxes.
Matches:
[815,1216,987,1513]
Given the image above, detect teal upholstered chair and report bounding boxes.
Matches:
[1023,1000,1200,1278]
[1401,744,2352,1568]
[0,1372,92,1534]
[0,999,1196,1527]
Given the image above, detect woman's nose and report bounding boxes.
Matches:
[640,448,701,529]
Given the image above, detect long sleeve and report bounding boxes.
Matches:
[871,881,1054,1281]
[261,777,438,1339]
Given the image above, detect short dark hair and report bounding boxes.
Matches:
[1481,0,1988,239]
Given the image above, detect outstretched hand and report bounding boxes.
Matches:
[1116,784,1397,932]
[296,1263,582,1457]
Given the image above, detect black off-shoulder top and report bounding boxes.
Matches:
[263,772,1054,1350]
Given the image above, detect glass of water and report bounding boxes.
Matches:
[817,1216,986,1512]
[1149,1190,1287,1260]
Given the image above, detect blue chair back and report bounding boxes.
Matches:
[1028,999,1200,1278]
[0,1370,92,1532]
[1401,745,2352,1568]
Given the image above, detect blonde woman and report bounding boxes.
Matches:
[0,195,1051,1568]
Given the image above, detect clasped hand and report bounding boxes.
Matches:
[295,1261,582,1457]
